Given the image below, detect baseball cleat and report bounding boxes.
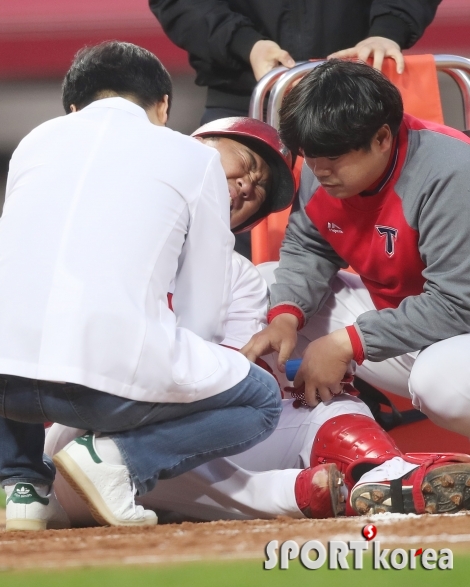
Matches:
[295,463,346,518]
[5,483,70,531]
[53,432,158,527]
[351,462,470,515]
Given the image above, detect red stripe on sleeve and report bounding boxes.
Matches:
[346,324,365,365]
[267,304,305,330]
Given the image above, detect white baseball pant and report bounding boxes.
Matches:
[260,263,470,437]
[44,267,467,524]
[45,394,373,524]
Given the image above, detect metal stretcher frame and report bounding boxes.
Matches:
[249,55,470,131]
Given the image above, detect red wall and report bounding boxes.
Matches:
[0,0,190,78]
[0,0,468,79]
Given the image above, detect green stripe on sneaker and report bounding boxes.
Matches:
[75,432,103,464]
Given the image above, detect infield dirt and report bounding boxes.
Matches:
[1,510,469,571]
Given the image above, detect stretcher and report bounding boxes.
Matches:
[249,55,470,453]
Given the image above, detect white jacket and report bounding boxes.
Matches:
[0,97,249,402]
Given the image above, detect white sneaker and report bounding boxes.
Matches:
[53,432,158,527]
[5,483,70,531]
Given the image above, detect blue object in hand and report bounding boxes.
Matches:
[285,359,302,381]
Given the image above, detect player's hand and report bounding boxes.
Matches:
[328,36,404,74]
[293,328,354,407]
[241,313,298,371]
[249,40,295,81]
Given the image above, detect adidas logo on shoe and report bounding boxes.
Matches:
[5,482,70,531]
[16,486,30,496]
[8,484,48,505]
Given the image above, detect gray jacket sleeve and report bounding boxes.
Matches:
[358,132,470,361]
[270,164,348,321]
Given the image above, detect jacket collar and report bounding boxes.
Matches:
[83,97,149,121]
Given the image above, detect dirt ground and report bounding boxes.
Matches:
[1,508,470,571]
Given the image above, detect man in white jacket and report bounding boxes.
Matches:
[0,41,283,531]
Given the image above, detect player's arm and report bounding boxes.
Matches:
[220,253,269,349]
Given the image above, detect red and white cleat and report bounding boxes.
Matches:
[351,455,470,515]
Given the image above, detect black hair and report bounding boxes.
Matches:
[279,59,403,158]
[62,41,172,114]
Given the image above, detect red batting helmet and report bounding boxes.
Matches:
[192,117,296,233]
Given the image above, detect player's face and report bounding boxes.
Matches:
[208,137,271,229]
[303,125,393,199]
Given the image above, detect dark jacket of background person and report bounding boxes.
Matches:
[149,0,442,113]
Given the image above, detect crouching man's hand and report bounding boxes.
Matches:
[293,328,354,407]
[241,313,298,371]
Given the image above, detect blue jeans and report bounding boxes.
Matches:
[0,364,281,495]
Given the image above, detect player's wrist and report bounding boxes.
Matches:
[326,328,354,361]
[268,304,304,329]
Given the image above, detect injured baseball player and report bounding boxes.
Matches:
[45,108,470,525]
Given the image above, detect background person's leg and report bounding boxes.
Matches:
[0,419,55,487]
[0,376,55,487]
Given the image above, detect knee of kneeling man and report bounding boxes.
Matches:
[408,358,448,412]
[409,360,466,420]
